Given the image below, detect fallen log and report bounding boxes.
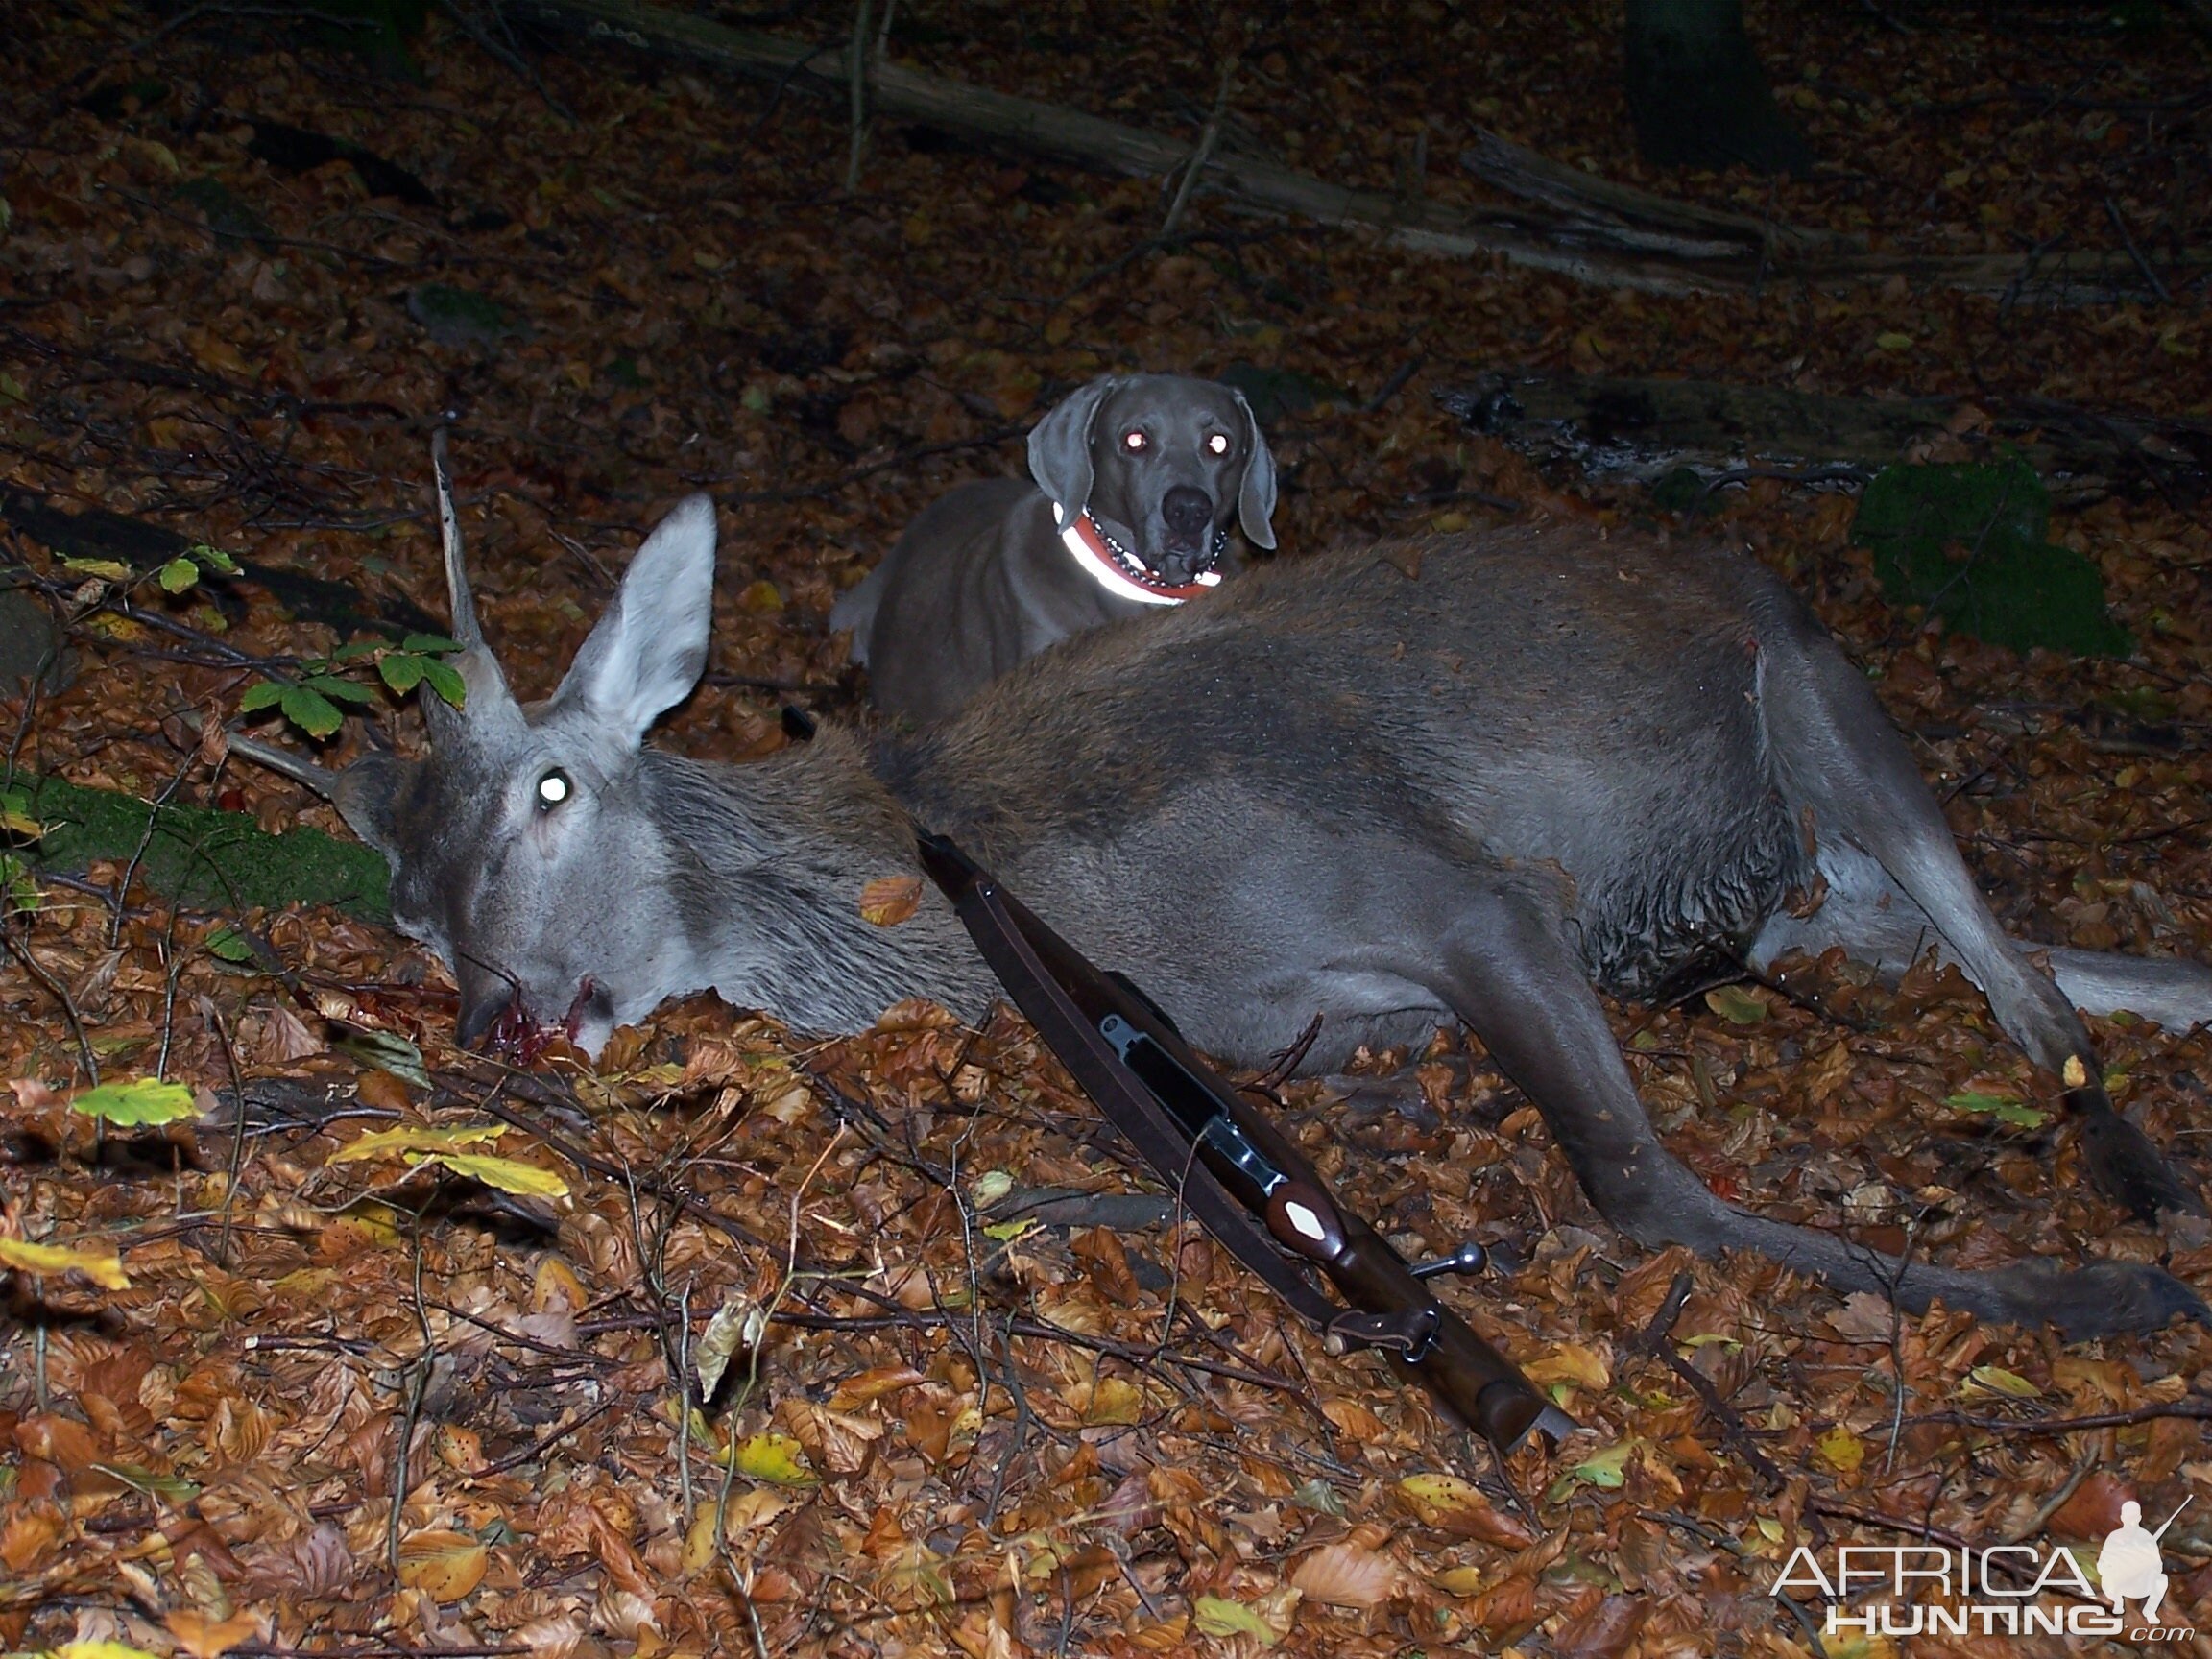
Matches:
[520,0,2206,305]
[1436,373,2210,503]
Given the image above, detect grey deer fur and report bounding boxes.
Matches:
[257,471,2212,1342]
[831,373,1276,725]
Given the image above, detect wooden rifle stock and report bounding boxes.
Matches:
[918,831,1573,1454]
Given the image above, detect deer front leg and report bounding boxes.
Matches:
[1433,883,2206,1339]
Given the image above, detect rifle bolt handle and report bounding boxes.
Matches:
[1410,1241,1489,1280]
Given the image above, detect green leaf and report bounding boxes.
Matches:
[1946,1091,2049,1128]
[1559,1441,1634,1496]
[402,633,462,654]
[302,674,377,705]
[204,925,256,964]
[237,681,284,713]
[278,684,344,738]
[70,1078,197,1126]
[334,1027,431,1091]
[421,660,467,708]
[157,557,200,593]
[1193,1596,1280,1647]
[1854,459,2132,658]
[61,557,133,581]
[419,1152,570,1198]
[1702,984,1767,1025]
[1,852,40,915]
[1,786,45,839]
[184,541,239,574]
[378,652,428,693]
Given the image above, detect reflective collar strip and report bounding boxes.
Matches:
[1056,506,1222,606]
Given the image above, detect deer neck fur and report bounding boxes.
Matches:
[653,723,996,1035]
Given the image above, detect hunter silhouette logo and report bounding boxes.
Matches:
[2100,1498,2187,1626]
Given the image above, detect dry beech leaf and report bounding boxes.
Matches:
[1319,1396,1390,1441]
[163,1609,265,1659]
[1553,1592,1650,1659]
[1394,1473,1533,1547]
[396,1529,489,1601]
[858,875,923,926]
[828,1365,928,1408]
[1288,1536,1408,1607]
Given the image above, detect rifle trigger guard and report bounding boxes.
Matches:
[1322,1306,1440,1361]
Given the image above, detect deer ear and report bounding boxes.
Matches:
[1027,377,1119,519]
[1232,389,1278,551]
[332,751,414,859]
[552,494,718,745]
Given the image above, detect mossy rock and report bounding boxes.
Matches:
[1852,457,2133,658]
[18,775,387,922]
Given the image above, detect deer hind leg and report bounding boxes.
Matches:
[1435,880,2204,1337]
[1749,633,2205,1226]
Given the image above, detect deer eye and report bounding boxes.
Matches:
[1122,430,1147,452]
[535,769,572,811]
[1206,432,1231,456]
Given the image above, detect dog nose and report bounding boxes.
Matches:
[1162,486,1213,540]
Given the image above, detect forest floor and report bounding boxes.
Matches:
[4,2,2212,1656]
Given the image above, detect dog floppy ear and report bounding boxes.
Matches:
[1027,377,1122,518]
[1232,388,1278,550]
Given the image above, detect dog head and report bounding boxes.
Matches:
[1027,373,1278,588]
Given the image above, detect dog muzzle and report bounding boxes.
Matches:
[1056,504,1225,606]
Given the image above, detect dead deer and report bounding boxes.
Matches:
[242,460,2212,1340]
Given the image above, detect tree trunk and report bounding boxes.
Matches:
[1623,0,1812,176]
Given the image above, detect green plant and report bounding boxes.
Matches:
[239,633,464,740]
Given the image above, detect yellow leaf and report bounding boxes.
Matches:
[57,1645,168,1659]
[731,1431,816,1485]
[1192,1596,1281,1647]
[1816,1424,1865,1473]
[419,1152,570,1198]
[61,557,134,581]
[2062,1054,2088,1088]
[858,875,923,927]
[1566,1441,1633,1488]
[1523,1341,1611,1391]
[328,1123,505,1163]
[1961,1364,2041,1400]
[1876,331,1913,351]
[738,578,783,613]
[0,1237,129,1289]
[396,1528,488,1601]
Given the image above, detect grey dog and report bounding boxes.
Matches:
[832,373,1277,725]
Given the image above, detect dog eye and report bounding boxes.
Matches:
[1206,433,1231,456]
[536,768,572,811]
[1122,430,1147,452]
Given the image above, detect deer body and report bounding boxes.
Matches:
[315,486,2212,1340]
